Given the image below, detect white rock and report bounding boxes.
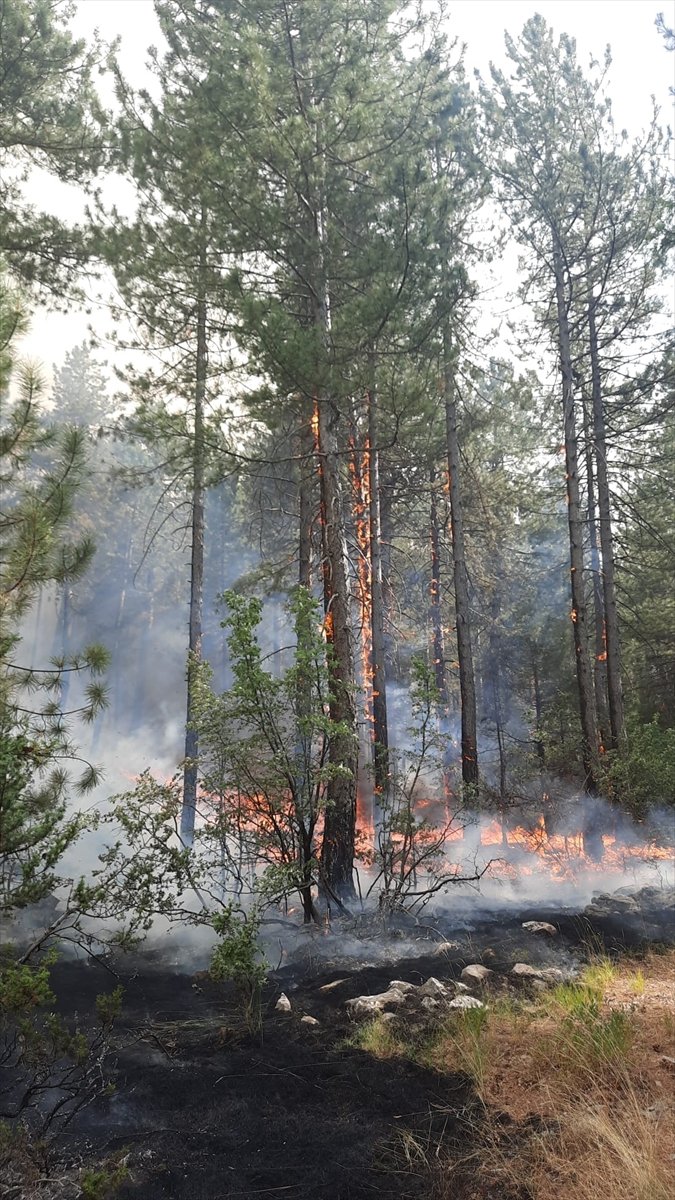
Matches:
[275,992,292,1013]
[387,980,416,993]
[301,1015,319,1026]
[448,995,484,1010]
[346,987,407,1019]
[511,963,543,980]
[421,996,440,1012]
[522,921,558,936]
[454,981,471,994]
[461,964,493,984]
[539,967,565,983]
[419,976,448,997]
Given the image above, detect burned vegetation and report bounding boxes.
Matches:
[1,2,674,1199]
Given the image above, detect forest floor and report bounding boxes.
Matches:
[3,897,675,1200]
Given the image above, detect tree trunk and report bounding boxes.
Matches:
[582,393,610,749]
[588,290,625,748]
[552,239,599,792]
[308,209,357,902]
[379,481,395,678]
[367,378,389,794]
[317,399,358,901]
[443,333,478,790]
[181,233,208,842]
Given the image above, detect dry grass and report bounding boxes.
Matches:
[363,949,675,1200]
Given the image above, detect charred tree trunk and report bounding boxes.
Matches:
[298,400,314,591]
[588,291,625,749]
[307,206,357,903]
[368,378,389,794]
[317,403,358,902]
[443,334,478,790]
[181,234,208,842]
[379,482,395,678]
[530,642,545,766]
[429,463,448,704]
[582,393,610,749]
[429,463,454,794]
[295,402,318,923]
[552,239,599,793]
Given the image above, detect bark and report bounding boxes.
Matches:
[552,238,599,792]
[308,209,357,902]
[379,482,395,677]
[181,234,208,842]
[367,379,389,794]
[443,333,479,789]
[429,463,448,705]
[530,642,545,766]
[298,399,314,591]
[588,290,625,748]
[317,402,358,901]
[582,393,610,748]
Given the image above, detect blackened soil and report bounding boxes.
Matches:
[46,899,674,1200]
[50,955,476,1200]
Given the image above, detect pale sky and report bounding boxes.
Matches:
[18,0,675,375]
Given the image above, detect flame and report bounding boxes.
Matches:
[570,608,578,623]
[476,813,674,882]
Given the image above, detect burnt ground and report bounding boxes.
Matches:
[23,895,675,1199]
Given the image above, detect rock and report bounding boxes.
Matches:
[448,995,484,1010]
[421,996,440,1012]
[301,1015,319,1026]
[454,981,471,993]
[461,964,493,984]
[387,980,416,994]
[419,977,448,998]
[275,993,292,1013]
[510,963,564,985]
[660,1055,675,1071]
[510,963,543,981]
[346,987,407,1019]
[539,967,565,983]
[522,921,557,936]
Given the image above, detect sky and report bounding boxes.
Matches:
[18,0,675,373]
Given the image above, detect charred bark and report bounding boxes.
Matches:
[368,379,389,794]
[552,239,599,792]
[588,291,625,748]
[181,235,208,842]
[582,393,610,749]
[443,335,478,790]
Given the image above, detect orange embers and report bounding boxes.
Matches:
[348,432,374,730]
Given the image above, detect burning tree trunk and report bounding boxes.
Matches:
[294,401,320,923]
[588,288,625,749]
[317,396,358,902]
[307,204,357,902]
[181,236,207,842]
[367,377,389,794]
[443,334,479,790]
[582,392,610,749]
[552,238,599,793]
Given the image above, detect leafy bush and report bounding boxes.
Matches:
[605,720,675,814]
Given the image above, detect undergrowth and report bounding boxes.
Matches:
[358,949,675,1200]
